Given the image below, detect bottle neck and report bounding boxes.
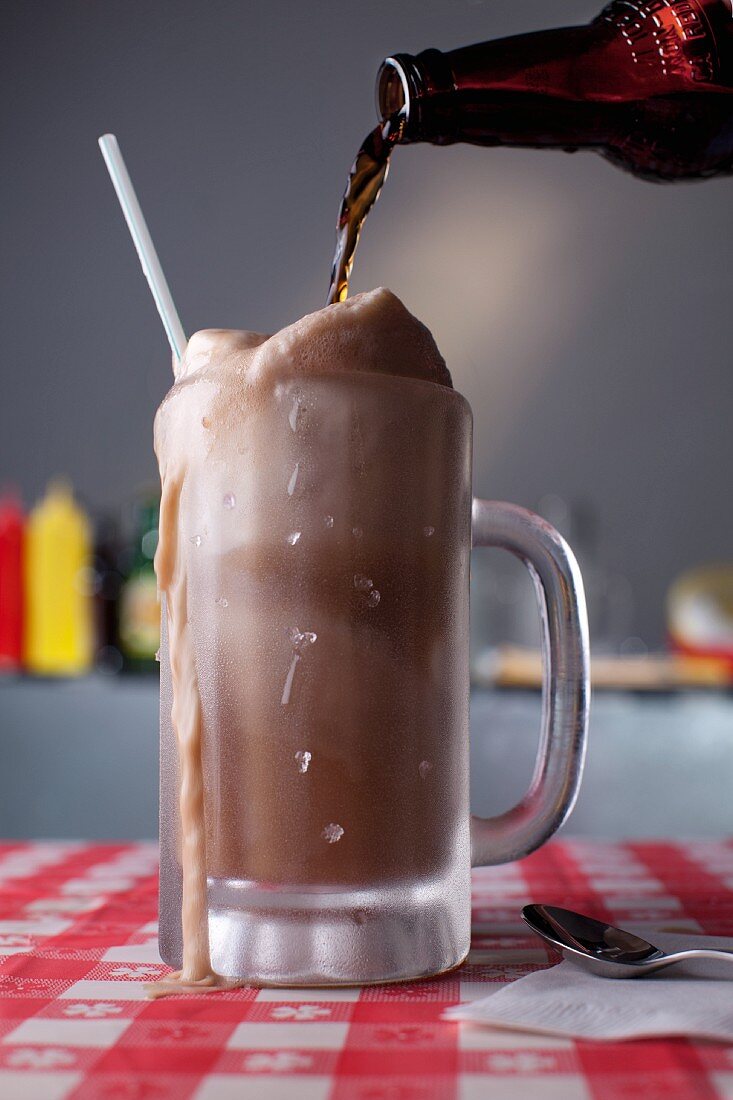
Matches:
[377,26,595,146]
[377,50,458,144]
[376,2,732,148]
[377,45,621,152]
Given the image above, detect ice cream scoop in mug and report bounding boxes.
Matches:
[155,289,590,988]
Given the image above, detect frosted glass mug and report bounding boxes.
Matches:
[159,370,589,985]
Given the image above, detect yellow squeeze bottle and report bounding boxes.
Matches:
[24,480,93,676]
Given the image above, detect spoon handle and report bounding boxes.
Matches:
[670,948,733,966]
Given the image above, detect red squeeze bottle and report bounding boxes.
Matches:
[0,494,24,672]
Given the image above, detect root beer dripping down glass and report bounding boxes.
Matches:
[377,0,733,181]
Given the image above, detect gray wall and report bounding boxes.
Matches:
[2,0,731,645]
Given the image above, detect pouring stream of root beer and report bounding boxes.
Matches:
[326,110,404,305]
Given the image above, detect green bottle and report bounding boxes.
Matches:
[118,496,160,673]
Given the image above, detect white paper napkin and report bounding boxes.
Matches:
[445,931,733,1042]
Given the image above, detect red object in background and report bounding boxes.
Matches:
[0,494,24,671]
[670,636,733,679]
[667,563,733,680]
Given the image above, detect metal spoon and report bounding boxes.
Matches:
[522,904,733,978]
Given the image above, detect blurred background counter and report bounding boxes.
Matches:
[1,677,730,841]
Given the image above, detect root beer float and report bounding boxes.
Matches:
[101,76,591,984]
[151,290,466,993]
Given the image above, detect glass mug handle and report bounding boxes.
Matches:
[470,499,590,866]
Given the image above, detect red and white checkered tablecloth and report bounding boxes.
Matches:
[0,840,732,1099]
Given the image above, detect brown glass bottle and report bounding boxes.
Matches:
[377,0,733,181]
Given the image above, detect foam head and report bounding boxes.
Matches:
[155,288,452,477]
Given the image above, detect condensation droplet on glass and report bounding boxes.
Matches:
[289,393,303,432]
[295,750,312,774]
[287,463,299,497]
[366,589,381,608]
[322,823,344,844]
[281,654,300,706]
[216,597,229,608]
[287,531,301,546]
[423,526,435,538]
[419,760,433,780]
[288,626,317,651]
[353,574,373,591]
[190,535,203,547]
[223,492,236,510]
[352,526,363,539]
[324,515,334,529]
[282,627,317,703]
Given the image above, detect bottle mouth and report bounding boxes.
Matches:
[376,57,412,125]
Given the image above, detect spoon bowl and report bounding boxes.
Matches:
[522,904,733,978]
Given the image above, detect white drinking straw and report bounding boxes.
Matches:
[98,134,187,368]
